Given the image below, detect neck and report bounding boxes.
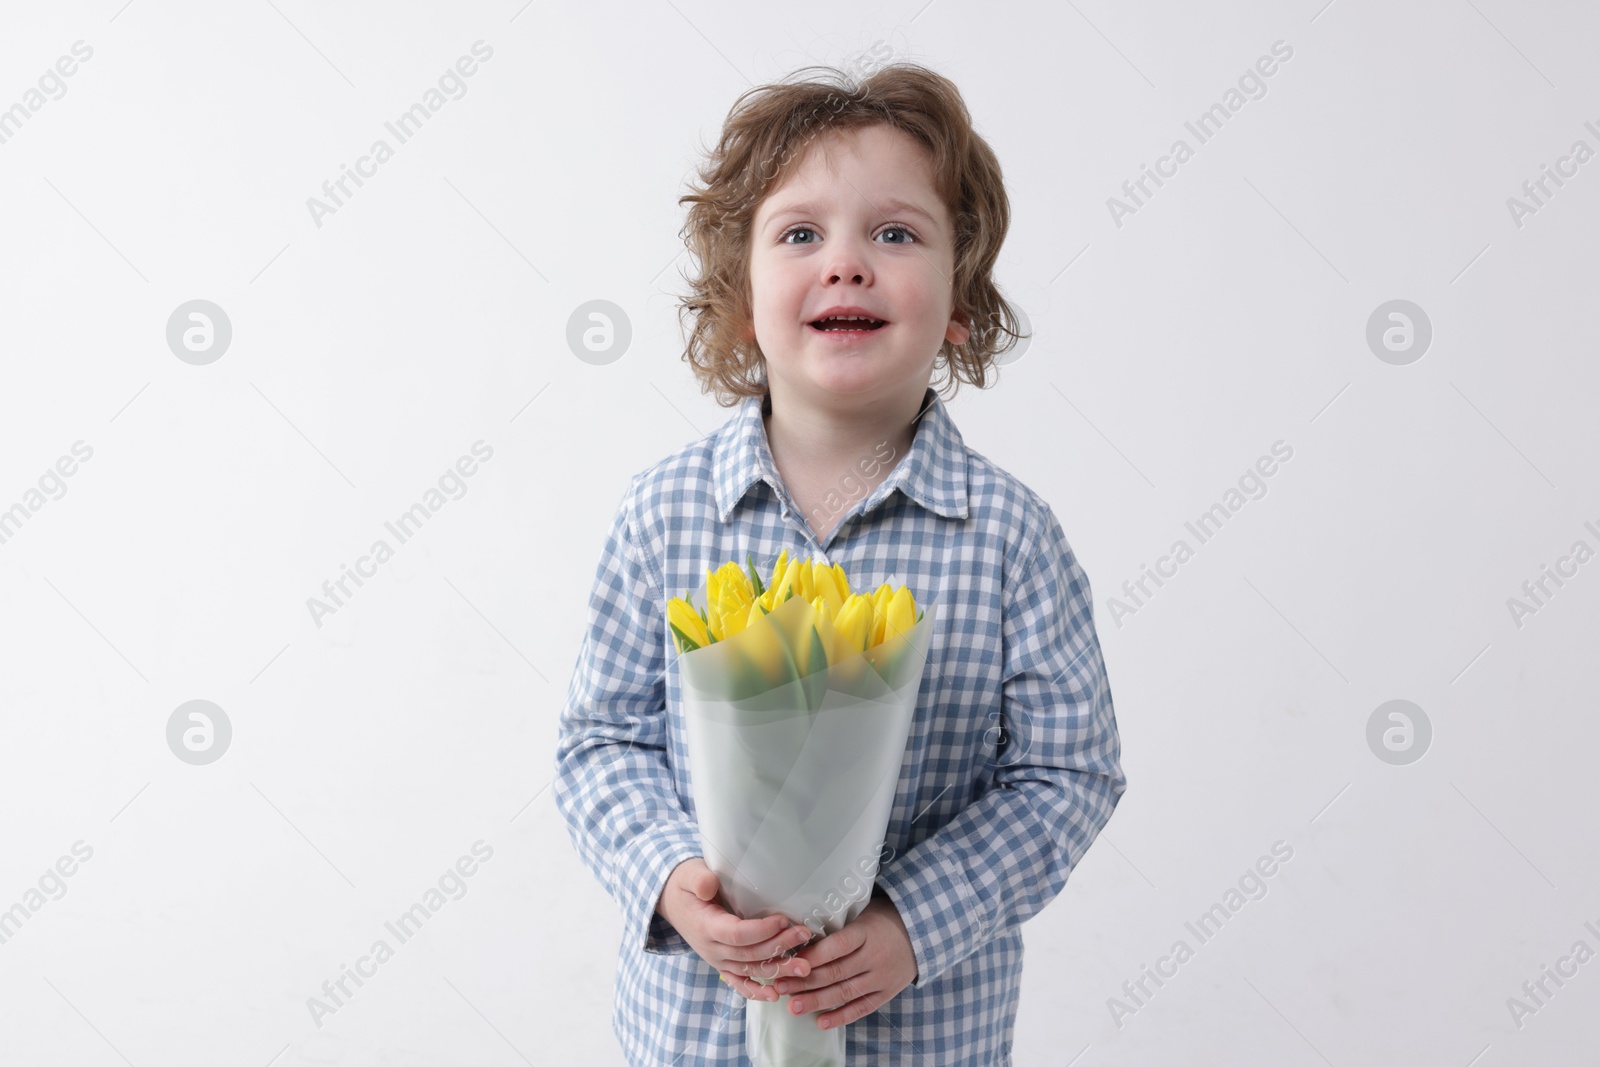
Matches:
[761,385,934,524]
[762,385,931,488]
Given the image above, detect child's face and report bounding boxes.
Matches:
[747,124,970,409]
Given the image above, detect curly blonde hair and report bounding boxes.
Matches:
[676,60,1026,407]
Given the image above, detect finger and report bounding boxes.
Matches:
[789,969,871,1021]
[745,950,812,983]
[718,945,809,986]
[794,925,862,970]
[726,924,815,965]
[719,969,779,1002]
[774,952,837,996]
[717,912,792,948]
[815,988,885,1032]
[683,859,714,895]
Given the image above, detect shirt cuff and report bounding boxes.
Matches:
[874,836,988,989]
[619,822,704,957]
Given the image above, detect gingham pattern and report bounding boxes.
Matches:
[553,386,1127,1066]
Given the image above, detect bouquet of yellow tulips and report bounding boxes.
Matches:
[668,549,924,684]
[670,550,937,1067]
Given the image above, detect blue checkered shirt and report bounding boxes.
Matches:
[554,386,1126,1065]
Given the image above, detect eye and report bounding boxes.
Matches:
[877,226,917,244]
[779,225,818,244]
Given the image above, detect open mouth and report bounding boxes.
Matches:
[809,316,888,332]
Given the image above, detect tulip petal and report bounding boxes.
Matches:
[811,562,845,615]
[884,586,916,644]
[668,621,703,653]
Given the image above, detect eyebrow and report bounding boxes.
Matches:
[762,197,941,230]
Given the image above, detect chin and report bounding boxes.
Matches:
[812,375,913,402]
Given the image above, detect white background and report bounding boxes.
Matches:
[1,1,1596,1064]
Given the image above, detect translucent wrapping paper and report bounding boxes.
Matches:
[678,589,938,1067]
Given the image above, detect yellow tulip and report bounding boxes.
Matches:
[833,594,873,654]
[883,586,916,643]
[715,601,748,640]
[667,597,712,651]
[703,568,723,641]
[805,595,838,674]
[707,561,753,640]
[811,561,846,615]
[767,549,789,597]
[765,556,806,611]
[707,562,743,613]
[868,583,894,646]
[795,559,814,602]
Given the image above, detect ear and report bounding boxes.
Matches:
[945,312,970,348]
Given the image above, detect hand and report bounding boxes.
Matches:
[657,858,814,990]
[724,890,918,1031]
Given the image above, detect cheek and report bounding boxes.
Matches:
[754,270,803,317]
[913,284,955,333]
[908,257,954,302]
[751,292,784,331]
[746,278,773,325]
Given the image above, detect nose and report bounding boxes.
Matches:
[820,234,873,287]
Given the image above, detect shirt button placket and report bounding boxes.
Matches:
[777,488,823,557]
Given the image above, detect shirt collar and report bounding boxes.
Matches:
[712,386,969,525]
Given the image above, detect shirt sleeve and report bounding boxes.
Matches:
[552,479,704,957]
[875,505,1127,988]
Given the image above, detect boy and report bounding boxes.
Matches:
[554,61,1126,1065]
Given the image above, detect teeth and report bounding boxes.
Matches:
[813,315,884,330]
